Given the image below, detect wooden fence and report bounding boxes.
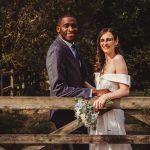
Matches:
[0,96,150,150]
[0,70,14,96]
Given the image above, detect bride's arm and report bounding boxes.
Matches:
[93,55,130,109]
[107,55,130,99]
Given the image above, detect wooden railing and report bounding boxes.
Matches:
[0,96,150,150]
[0,70,14,96]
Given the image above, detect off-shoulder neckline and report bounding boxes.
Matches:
[102,73,129,76]
[95,72,130,76]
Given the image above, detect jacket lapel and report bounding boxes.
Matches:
[56,36,81,67]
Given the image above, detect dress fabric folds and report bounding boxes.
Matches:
[90,73,132,150]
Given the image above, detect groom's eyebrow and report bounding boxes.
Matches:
[63,23,77,28]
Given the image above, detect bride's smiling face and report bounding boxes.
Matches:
[100,32,118,54]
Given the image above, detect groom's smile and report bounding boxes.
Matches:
[56,16,78,43]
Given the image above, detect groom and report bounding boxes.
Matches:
[46,14,108,150]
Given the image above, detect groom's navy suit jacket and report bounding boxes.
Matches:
[46,36,90,128]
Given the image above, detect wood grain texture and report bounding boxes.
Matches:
[0,134,149,144]
[0,96,149,110]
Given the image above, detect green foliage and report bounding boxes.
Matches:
[0,110,27,133]
[0,0,149,92]
[0,110,57,150]
[126,45,150,90]
[31,120,55,133]
[144,89,150,96]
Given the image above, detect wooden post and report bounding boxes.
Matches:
[10,69,14,96]
[0,73,3,96]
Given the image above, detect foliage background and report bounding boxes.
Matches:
[0,1,150,150]
[0,0,150,95]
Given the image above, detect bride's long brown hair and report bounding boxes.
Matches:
[94,28,122,72]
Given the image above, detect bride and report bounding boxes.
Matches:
[87,28,132,150]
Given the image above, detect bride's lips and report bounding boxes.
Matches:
[103,46,110,49]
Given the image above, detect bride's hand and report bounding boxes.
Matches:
[93,95,107,110]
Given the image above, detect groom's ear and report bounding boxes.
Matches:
[56,26,60,33]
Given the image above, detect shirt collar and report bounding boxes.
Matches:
[59,34,75,48]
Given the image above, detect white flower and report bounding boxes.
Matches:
[74,98,99,130]
[75,110,81,117]
[74,98,113,130]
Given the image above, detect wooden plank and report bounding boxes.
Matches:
[0,96,76,110]
[0,134,150,144]
[23,120,82,150]
[2,86,11,93]
[124,109,150,125]
[51,119,83,135]
[30,120,150,150]
[19,120,150,150]
[119,97,150,109]
[21,145,51,150]
[22,119,83,150]
[0,97,149,110]
[50,111,150,135]
[128,114,150,126]
[0,71,13,76]
[125,124,150,134]
[0,146,6,150]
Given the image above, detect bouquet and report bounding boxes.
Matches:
[74,98,113,130]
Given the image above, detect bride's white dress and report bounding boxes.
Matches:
[90,73,132,150]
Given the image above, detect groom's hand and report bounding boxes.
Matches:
[92,89,110,97]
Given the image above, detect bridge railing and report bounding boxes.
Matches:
[0,96,150,150]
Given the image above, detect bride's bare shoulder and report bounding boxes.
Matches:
[114,54,128,73]
[113,54,124,62]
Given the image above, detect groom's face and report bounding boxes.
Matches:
[56,16,78,43]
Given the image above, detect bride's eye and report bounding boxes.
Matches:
[107,38,114,42]
[100,39,105,43]
[100,38,114,43]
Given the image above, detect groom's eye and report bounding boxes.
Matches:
[63,23,78,29]
[63,24,69,28]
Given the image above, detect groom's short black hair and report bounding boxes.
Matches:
[57,14,76,26]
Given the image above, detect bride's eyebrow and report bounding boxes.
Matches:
[100,38,114,41]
